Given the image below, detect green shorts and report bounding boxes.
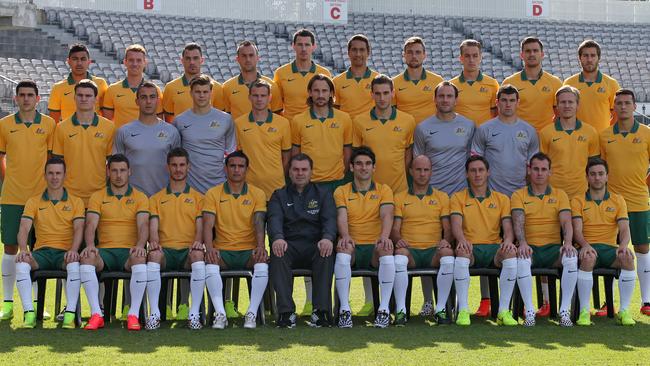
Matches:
[472,244,499,268]
[220,249,252,270]
[628,211,649,245]
[592,244,617,268]
[1,204,33,246]
[353,244,375,270]
[531,244,561,268]
[409,247,436,268]
[99,248,130,271]
[315,172,352,193]
[32,247,66,270]
[163,248,189,271]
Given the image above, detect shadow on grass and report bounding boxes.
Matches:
[0,314,649,355]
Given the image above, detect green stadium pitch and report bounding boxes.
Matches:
[0,277,649,365]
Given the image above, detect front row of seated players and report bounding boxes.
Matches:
[12,148,638,329]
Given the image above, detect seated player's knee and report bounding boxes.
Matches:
[619,252,635,271]
[336,245,354,255]
[634,244,649,254]
[455,248,471,258]
[438,247,454,258]
[375,246,392,257]
[394,247,409,257]
[188,249,204,263]
[147,249,163,263]
[579,256,595,271]
[4,245,18,255]
[129,253,146,265]
[500,248,517,260]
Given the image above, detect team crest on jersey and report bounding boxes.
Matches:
[94,132,105,138]
[393,126,403,132]
[516,131,528,141]
[156,131,168,141]
[547,198,557,204]
[597,87,606,93]
[370,194,379,200]
[62,205,72,211]
[454,127,467,136]
[428,199,438,205]
[126,198,135,205]
[184,198,194,204]
[242,199,252,206]
[267,126,277,133]
[307,199,319,209]
[633,137,642,144]
[35,128,46,135]
[577,135,587,142]
[209,121,220,128]
[330,122,340,129]
[423,86,432,92]
[307,199,320,215]
[542,86,551,93]
[365,84,371,89]
[606,206,615,212]
[488,203,497,209]
[479,87,488,93]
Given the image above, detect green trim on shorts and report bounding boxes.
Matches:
[315,172,351,193]
[220,249,252,270]
[98,248,130,271]
[353,244,375,270]
[409,247,436,268]
[628,211,649,245]
[592,244,617,268]
[1,204,33,246]
[472,244,499,268]
[32,247,67,270]
[531,244,560,269]
[163,248,189,271]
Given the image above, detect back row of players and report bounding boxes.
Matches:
[0,30,648,329]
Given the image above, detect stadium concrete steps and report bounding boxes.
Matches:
[0,27,67,60]
[38,24,118,66]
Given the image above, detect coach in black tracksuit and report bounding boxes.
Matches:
[268,153,337,327]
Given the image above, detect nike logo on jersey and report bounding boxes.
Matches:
[177,91,185,95]
[9,129,18,133]
[342,85,351,89]
[102,201,111,204]
[403,202,412,206]
[607,140,616,144]
[524,201,533,205]
[398,87,407,91]
[219,199,229,203]
[491,133,501,137]
[232,90,240,94]
[287,78,296,82]
[465,203,472,207]
[38,207,47,211]
[64,91,72,96]
[130,133,140,137]
[365,127,375,131]
[429,131,438,135]
[348,198,357,201]
[69,133,78,138]
[306,125,314,128]
[161,200,170,204]
[183,124,191,129]
[243,128,252,132]
[583,207,590,211]
[287,203,294,206]
[116,94,125,98]
[552,138,561,142]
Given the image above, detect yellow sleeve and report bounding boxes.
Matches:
[96,79,108,108]
[489,79,499,108]
[500,194,511,219]
[52,124,65,156]
[588,128,600,157]
[149,196,159,217]
[290,116,301,146]
[270,80,283,112]
[212,81,225,111]
[222,82,232,113]
[155,86,164,114]
[280,118,292,151]
[136,193,149,214]
[195,192,204,218]
[616,195,629,221]
[202,190,218,215]
[609,78,621,111]
[105,123,115,156]
[510,190,524,212]
[273,68,283,97]
[46,120,55,152]
[22,197,36,220]
[558,190,571,212]
[570,197,583,218]
[102,85,115,110]
[393,193,403,218]
[48,84,62,112]
[539,129,549,154]
[87,192,102,215]
[439,192,450,217]
[380,184,394,206]
[352,117,362,148]
[646,128,650,159]
[0,124,6,153]
[599,131,607,160]
[343,113,353,146]
[406,115,415,146]
[253,188,267,212]
[73,197,85,219]
[333,186,346,208]
[450,192,463,215]
[162,83,175,114]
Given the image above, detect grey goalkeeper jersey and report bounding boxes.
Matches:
[471,117,539,196]
[413,114,476,195]
[173,108,236,194]
[113,119,181,196]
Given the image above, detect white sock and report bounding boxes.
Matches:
[577,270,593,312]
[421,277,434,303]
[247,263,268,316]
[393,255,408,314]
[146,262,161,318]
[454,257,471,311]
[378,255,395,312]
[542,282,550,303]
[619,269,636,312]
[15,262,33,312]
[559,255,578,312]
[65,262,81,313]
[334,253,352,313]
[480,276,490,299]
[435,256,455,313]
[517,257,535,314]
[636,252,650,304]
[363,277,373,304]
[498,258,517,313]
[2,254,16,302]
[304,276,313,303]
[205,264,225,315]
[80,264,101,315]
[189,261,206,318]
[128,263,147,317]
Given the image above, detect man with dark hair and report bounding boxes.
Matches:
[103,44,163,128]
[223,40,283,119]
[0,80,56,320]
[450,39,500,126]
[450,155,517,326]
[510,152,575,327]
[13,158,85,329]
[600,89,650,316]
[392,36,444,123]
[291,74,352,190]
[145,147,205,330]
[333,146,396,328]
[503,37,562,132]
[49,43,108,122]
[80,154,150,331]
[564,40,620,132]
[274,29,331,121]
[53,79,115,205]
[234,80,291,199]
[571,157,636,326]
[472,84,539,197]
[268,153,337,328]
[113,81,180,196]
[202,150,268,329]
[163,43,224,121]
[353,74,415,194]
[333,34,379,119]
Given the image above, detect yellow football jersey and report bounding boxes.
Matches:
[394,186,450,248]
[450,71,499,125]
[502,70,562,132]
[392,69,444,124]
[149,184,203,250]
[334,181,394,244]
[333,68,379,119]
[450,187,511,244]
[563,71,620,132]
[102,78,163,128]
[571,190,628,246]
[222,73,282,119]
[511,185,571,246]
[48,73,108,121]
[273,61,331,121]
[162,74,224,117]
